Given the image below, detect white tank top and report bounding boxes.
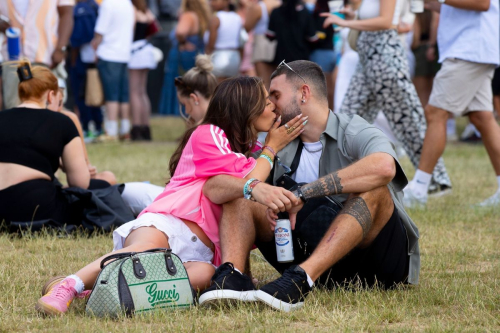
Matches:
[253,1,270,35]
[214,11,242,49]
[358,0,402,26]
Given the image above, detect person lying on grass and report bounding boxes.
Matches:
[36,76,308,316]
[199,60,420,312]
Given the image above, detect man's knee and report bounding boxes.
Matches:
[345,186,394,240]
[347,186,393,214]
[425,104,449,124]
[469,111,494,130]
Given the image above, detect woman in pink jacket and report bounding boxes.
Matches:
[37,76,308,316]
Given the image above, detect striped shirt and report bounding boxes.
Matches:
[0,0,75,65]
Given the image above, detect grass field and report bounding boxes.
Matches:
[0,117,499,332]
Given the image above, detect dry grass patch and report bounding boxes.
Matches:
[1,117,499,332]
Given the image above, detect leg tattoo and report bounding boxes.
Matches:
[340,197,372,237]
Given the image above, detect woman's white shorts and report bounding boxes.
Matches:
[113,213,214,265]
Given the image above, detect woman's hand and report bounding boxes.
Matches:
[321,13,348,29]
[340,5,357,20]
[265,114,307,153]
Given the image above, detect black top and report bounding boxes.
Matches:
[311,14,334,51]
[0,108,79,179]
[134,22,150,41]
[267,6,317,65]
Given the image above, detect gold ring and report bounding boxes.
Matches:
[287,126,296,134]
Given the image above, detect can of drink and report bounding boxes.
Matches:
[275,219,294,263]
[6,27,21,60]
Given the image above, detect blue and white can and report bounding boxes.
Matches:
[6,27,21,60]
[275,219,294,263]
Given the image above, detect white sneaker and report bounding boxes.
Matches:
[403,186,428,208]
[477,190,500,207]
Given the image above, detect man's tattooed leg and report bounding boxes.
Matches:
[301,171,343,199]
[339,197,372,237]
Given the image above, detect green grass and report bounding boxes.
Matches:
[1,117,499,332]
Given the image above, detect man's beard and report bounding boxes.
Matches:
[279,98,301,126]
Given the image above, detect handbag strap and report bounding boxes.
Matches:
[100,248,171,269]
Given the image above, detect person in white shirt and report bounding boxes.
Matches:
[205,0,243,81]
[91,0,135,141]
[404,0,500,208]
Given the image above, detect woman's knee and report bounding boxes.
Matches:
[185,262,215,291]
[95,171,117,185]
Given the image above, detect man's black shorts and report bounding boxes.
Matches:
[256,206,409,289]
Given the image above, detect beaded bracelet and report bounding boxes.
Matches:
[243,178,258,199]
[262,145,276,157]
[248,179,261,200]
[259,154,274,168]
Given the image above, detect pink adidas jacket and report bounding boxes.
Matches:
[139,125,258,266]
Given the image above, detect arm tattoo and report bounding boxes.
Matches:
[300,171,343,200]
[339,197,372,237]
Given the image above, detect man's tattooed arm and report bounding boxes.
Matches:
[300,171,343,200]
[339,197,372,237]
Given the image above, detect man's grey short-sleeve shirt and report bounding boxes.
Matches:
[271,112,420,285]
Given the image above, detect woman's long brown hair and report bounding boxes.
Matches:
[169,76,267,178]
[181,0,211,35]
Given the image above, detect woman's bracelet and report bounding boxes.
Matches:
[259,153,274,168]
[243,178,257,199]
[244,178,260,200]
[248,179,261,201]
[262,145,276,157]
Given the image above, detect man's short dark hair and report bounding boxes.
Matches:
[270,60,328,103]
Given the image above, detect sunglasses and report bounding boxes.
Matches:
[277,60,307,84]
[276,156,292,173]
[174,76,194,94]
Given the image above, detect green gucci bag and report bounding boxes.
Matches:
[86,248,194,317]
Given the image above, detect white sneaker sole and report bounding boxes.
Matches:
[428,188,453,198]
[254,290,303,312]
[199,290,256,308]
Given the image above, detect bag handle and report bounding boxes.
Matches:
[100,248,172,269]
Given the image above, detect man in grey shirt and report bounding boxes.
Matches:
[200,61,420,312]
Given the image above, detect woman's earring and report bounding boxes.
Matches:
[195,102,199,106]
[301,99,306,104]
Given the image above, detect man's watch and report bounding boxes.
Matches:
[295,186,307,203]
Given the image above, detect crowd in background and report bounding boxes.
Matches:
[0,0,499,203]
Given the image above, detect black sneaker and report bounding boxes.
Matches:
[198,262,256,307]
[255,265,311,312]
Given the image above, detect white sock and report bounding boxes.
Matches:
[412,170,432,197]
[305,272,314,287]
[120,119,131,135]
[105,120,118,137]
[66,275,85,294]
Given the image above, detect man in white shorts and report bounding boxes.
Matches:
[404,0,500,207]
